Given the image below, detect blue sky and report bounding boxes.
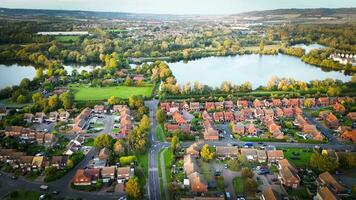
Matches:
[0,0,355,15]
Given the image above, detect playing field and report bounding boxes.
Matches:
[70,84,153,100]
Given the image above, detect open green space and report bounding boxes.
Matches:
[281,148,313,167]
[232,176,244,195]
[163,147,173,184]
[136,151,149,177]
[198,159,213,181]
[156,125,165,142]
[70,84,153,101]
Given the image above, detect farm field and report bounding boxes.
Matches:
[70,84,153,101]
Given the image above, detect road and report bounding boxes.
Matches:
[303,111,341,145]
[145,99,163,200]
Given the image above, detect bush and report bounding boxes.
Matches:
[119,155,137,166]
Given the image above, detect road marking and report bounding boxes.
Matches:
[149,168,158,171]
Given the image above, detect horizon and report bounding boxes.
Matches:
[0,0,355,15]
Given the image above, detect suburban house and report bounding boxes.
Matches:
[188,172,208,193]
[165,123,191,134]
[172,111,187,125]
[203,120,219,141]
[93,105,105,114]
[59,111,70,122]
[318,97,330,107]
[32,156,46,170]
[23,113,34,123]
[215,146,239,159]
[73,168,100,186]
[240,148,257,161]
[277,159,300,188]
[186,142,203,156]
[72,107,92,133]
[340,129,356,143]
[34,112,46,123]
[51,156,68,169]
[333,103,346,113]
[267,150,284,163]
[189,102,200,112]
[256,150,267,163]
[117,167,134,183]
[101,166,116,183]
[315,186,339,200]
[272,99,282,107]
[261,187,281,200]
[317,172,347,195]
[237,100,249,108]
[346,112,356,121]
[48,111,59,122]
[205,102,215,110]
[325,113,340,129]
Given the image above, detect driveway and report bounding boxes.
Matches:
[213,162,240,199]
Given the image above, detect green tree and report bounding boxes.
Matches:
[241,167,254,178]
[48,94,59,110]
[19,78,30,89]
[108,96,120,105]
[259,40,265,51]
[66,159,74,169]
[245,178,257,195]
[139,115,150,132]
[124,77,133,86]
[126,176,141,200]
[59,92,73,109]
[200,144,214,162]
[94,134,114,150]
[310,152,339,173]
[16,95,27,104]
[227,159,240,171]
[156,108,166,124]
[171,135,179,152]
[36,68,43,78]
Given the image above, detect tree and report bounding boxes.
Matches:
[48,94,59,110]
[108,96,120,105]
[245,178,257,195]
[139,115,150,132]
[124,77,133,86]
[310,152,339,173]
[126,176,141,200]
[227,159,240,171]
[241,167,254,178]
[171,135,179,152]
[19,78,30,89]
[304,98,314,108]
[66,159,74,169]
[200,144,214,162]
[16,95,27,104]
[94,134,113,150]
[36,68,43,78]
[59,92,73,109]
[114,140,125,155]
[259,40,265,52]
[156,108,166,124]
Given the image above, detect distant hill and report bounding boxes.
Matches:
[233,8,356,17]
[0,7,180,20]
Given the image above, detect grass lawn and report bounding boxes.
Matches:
[136,151,149,178]
[163,147,173,184]
[158,148,166,200]
[2,190,41,200]
[156,125,164,142]
[240,137,286,143]
[54,35,80,42]
[232,176,244,195]
[83,138,94,146]
[282,148,313,167]
[198,159,213,181]
[70,84,153,101]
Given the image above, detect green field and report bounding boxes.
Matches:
[70,84,153,100]
[232,177,244,195]
[282,148,313,167]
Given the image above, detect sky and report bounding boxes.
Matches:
[0,0,355,15]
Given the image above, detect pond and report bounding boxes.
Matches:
[169,54,351,89]
[0,64,99,89]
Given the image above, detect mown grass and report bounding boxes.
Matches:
[70,84,153,100]
[281,148,313,167]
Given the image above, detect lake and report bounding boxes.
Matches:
[0,64,99,89]
[169,54,351,89]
